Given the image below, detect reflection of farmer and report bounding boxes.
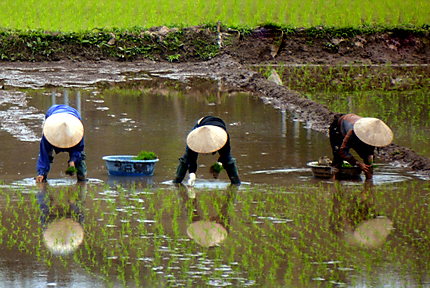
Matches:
[330,182,393,249]
[36,105,87,183]
[173,116,241,186]
[176,184,237,248]
[36,183,86,255]
[329,113,393,180]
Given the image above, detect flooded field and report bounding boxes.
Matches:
[256,64,430,159]
[0,69,429,287]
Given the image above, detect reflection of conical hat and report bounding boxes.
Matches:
[43,113,84,148]
[346,217,393,248]
[354,118,393,147]
[43,218,84,255]
[186,125,228,153]
[186,220,228,247]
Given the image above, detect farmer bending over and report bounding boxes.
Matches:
[329,113,393,180]
[36,104,87,183]
[173,116,241,186]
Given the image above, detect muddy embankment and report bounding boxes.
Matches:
[1,26,429,175]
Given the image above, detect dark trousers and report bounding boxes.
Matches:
[75,152,87,181]
[174,146,240,185]
[47,151,87,181]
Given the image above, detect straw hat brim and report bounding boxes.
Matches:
[187,221,228,247]
[43,113,84,148]
[43,218,84,255]
[186,125,228,153]
[346,217,393,248]
[354,117,393,147]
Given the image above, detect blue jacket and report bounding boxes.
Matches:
[36,105,85,176]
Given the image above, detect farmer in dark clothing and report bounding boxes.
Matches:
[329,113,393,180]
[36,104,87,183]
[173,116,241,185]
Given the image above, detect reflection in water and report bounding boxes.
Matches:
[281,108,287,138]
[6,80,333,185]
[36,182,86,255]
[330,181,393,249]
[0,72,428,287]
[176,184,237,248]
[51,90,82,114]
[2,78,420,185]
[106,175,154,188]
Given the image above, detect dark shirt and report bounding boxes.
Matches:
[337,114,374,166]
[186,116,231,173]
[194,116,227,131]
[36,105,85,176]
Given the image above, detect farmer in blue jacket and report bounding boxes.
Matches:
[36,105,87,183]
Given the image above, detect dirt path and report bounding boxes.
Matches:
[0,53,429,177]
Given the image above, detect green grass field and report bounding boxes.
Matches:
[0,0,428,32]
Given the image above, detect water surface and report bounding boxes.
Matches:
[0,74,428,287]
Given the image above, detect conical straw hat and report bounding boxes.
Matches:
[186,125,228,153]
[354,117,393,147]
[43,218,84,255]
[187,220,228,247]
[346,217,393,248]
[43,113,84,148]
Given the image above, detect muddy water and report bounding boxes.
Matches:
[0,78,336,185]
[0,75,429,287]
[1,78,423,185]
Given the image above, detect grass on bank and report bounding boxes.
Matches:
[0,24,428,62]
[0,0,429,32]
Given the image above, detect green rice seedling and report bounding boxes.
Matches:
[0,0,429,31]
[0,181,429,287]
[65,166,78,175]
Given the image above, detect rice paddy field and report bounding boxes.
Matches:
[0,64,429,287]
[0,180,429,287]
[0,0,429,287]
[256,64,430,158]
[0,0,429,32]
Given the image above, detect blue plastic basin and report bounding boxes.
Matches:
[102,155,159,176]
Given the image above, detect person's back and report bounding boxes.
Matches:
[36,105,87,183]
[329,113,393,180]
[173,115,240,185]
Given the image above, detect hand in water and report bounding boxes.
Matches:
[188,173,196,186]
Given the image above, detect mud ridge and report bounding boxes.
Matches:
[155,55,430,176]
[210,56,430,176]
